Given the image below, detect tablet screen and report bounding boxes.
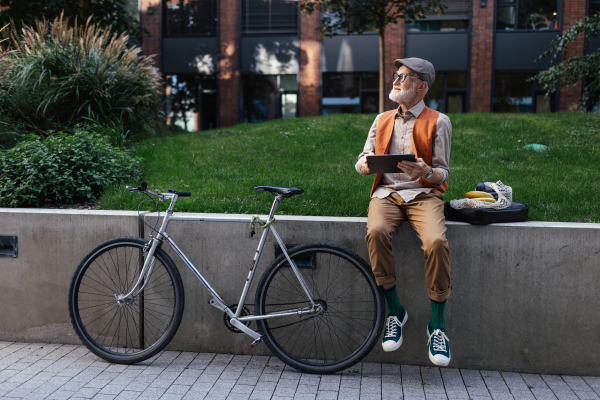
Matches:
[366,154,416,174]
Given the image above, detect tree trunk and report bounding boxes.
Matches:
[378,30,385,113]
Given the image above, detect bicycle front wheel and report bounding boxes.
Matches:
[255,242,384,374]
[68,237,184,364]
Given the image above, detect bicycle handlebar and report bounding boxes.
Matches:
[168,189,191,197]
[126,182,191,201]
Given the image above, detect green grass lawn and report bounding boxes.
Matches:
[100,112,600,223]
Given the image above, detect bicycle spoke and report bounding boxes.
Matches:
[258,245,382,373]
[72,241,182,362]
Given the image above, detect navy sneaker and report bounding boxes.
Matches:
[382,310,407,352]
[427,325,451,366]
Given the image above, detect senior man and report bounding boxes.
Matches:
[356,58,452,366]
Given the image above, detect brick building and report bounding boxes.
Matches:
[140,0,600,130]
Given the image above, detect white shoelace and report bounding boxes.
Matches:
[428,328,450,352]
[384,316,403,339]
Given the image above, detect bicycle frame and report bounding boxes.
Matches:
[120,193,319,343]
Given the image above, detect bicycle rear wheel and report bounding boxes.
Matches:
[255,242,384,374]
[68,237,184,364]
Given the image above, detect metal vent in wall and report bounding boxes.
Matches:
[0,236,17,258]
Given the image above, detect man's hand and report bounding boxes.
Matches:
[398,157,430,179]
[359,156,371,175]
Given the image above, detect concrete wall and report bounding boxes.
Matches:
[0,209,141,344]
[1,209,599,376]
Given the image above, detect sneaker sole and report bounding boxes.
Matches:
[426,327,450,366]
[382,312,408,352]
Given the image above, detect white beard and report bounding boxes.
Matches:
[389,84,416,104]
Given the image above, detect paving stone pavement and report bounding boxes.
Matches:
[0,341,599,400]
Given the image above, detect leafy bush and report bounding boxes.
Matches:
[0,128,142,207]
[0,16,164,145]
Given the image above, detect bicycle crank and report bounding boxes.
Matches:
[223,304,251,333]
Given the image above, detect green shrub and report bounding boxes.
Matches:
[0,16,164,145]
[0,129,142,207]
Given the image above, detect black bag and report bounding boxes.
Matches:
[445,201,529,225]
[444,182,529,225]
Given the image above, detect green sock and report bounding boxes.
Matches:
[430,299,446,329]
[383,286,404,316]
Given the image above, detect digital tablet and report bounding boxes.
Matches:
[366,154,416,174]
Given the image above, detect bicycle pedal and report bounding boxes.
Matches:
[250,337,263,347]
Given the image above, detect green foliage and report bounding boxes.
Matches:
[0,0,140,38]
[0,15,164,144]
[100,113,600,223]
[83,101,132,149]
[0,128,142,207]
[531,15,600,109]
[0,123,28,150]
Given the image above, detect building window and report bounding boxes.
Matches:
[407,20,469,32]
[493,73,555,113]
[322,73,379,115]
[163,0,218,37]
[242,74,298,123]
[590,0,600,17]
[424,72,467,113]
[496,0,559,31]
[242,0,299,34]
[407,0,470,32]
[165,75,217,131]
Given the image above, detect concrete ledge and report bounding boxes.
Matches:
[1,208,599,376]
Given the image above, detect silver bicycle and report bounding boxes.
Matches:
[68,183,384,374]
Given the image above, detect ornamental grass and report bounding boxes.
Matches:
[0,14,164,148]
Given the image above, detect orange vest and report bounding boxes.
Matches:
[370,106,448,197]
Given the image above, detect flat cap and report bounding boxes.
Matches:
[395,58,435,86]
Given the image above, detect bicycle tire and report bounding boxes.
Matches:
[255,242,385,374]
[68,237,185,364]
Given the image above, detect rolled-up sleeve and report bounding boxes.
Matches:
[432,114,452,185]
[355,113,383,175]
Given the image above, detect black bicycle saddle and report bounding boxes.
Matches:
[254,186,304,197]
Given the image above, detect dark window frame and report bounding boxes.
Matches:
[423,72,468,113]
[406,0,472,34]
[406,20,470,33]
[241,74,299,123]
[496,0,562,32]
[165,74,218,131]
[241,0,300,35]
[321,72,380,115]
[163,0,219,37]
[492,71,557,113]
[589,0,600,18]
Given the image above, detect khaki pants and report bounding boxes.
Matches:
[365,190,451,302]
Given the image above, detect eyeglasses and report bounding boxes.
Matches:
[392,72,422,83]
